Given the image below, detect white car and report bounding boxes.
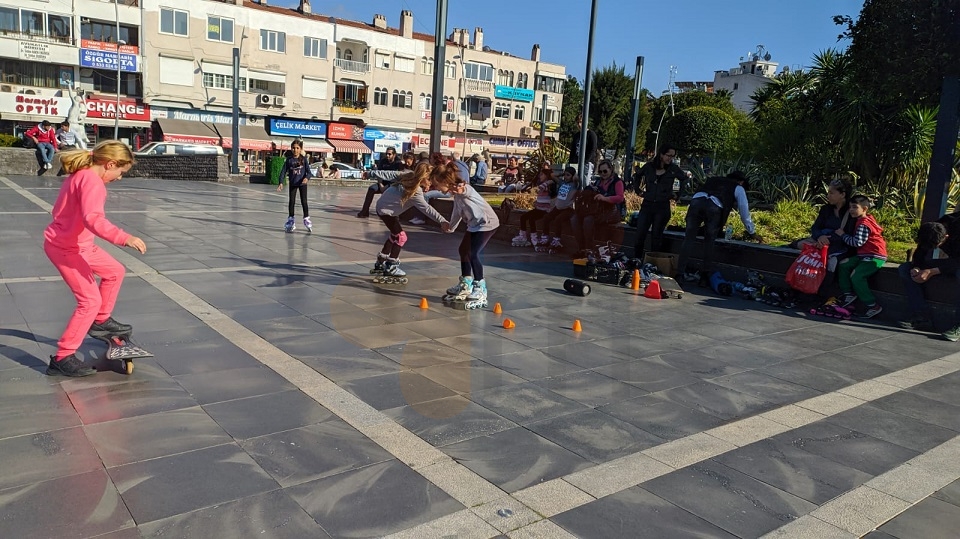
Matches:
[135,142,225,156]
[309,161,364,179]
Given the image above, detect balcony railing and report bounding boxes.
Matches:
[464,79,494,94]
[0,30,75,46]
[334,98,368,110]
[334,58,370,74]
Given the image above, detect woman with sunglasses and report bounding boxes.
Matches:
[632,145,687,260]
[571,159,624,254]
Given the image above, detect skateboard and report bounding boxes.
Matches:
[655,276,684,299]
[442,295,487,310]
[96,334,153,375]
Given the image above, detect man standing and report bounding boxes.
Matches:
[451,152,470,183]
[357,147,403,218]
[469,153,488,185]
[568,114,598,182]
[25,120,58,170]
[676,171,756,283]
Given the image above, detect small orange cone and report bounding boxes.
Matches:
[631,269,642,291]
[493,302,503,314]
[502,318,516,329]
[419,297,429,309]
[572,319,582,332]
[644,279,662,299]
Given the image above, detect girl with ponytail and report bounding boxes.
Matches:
[43,141,147,377]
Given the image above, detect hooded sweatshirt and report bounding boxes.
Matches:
[449,184,500,232]
[44,168,130,250]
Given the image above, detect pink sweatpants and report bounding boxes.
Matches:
[44,242,126,359]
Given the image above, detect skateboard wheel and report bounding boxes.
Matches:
[563,279,591,297]
[124,360,134,375]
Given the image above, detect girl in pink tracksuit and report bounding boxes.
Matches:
[43,141,147,377]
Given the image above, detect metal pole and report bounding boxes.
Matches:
[539,93,546,148]
[231,47,240,175]
[114,0,120,140]
[625,56,644,184]
[922,76,960,222]
[428,0,449,155]
[577,0,599,188]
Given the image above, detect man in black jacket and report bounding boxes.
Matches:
[676,170,756,283]
[357,147,404,217]
[899,217,960,340]
[568,115,598,182]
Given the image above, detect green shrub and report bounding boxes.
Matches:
[0,134,21,147]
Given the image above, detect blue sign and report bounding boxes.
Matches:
[80,49,138,73]
[268,118,327,138]
[494,85,535,103]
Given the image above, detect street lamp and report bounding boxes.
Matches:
[114,40,125,140]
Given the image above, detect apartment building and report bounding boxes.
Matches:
[713,46,780,112]
[0,0,145,144]
[140,0,565,169]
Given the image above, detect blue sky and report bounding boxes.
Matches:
[281,0,865,92]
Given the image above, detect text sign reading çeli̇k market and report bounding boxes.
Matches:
[80,49,138,73]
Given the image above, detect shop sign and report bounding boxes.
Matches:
[80,48,138,73]
[167,108,243,125]
[0,94,71,117]
[489,137,539,149]
[80,39,140,55]
[268,118,327,138]
[494,86,535,103]
[363,128,412,143]
[328,122,363,140]
[85,97,150,122]
[19,41,50,62]
[410,134,455,149]
[530,121,560,132]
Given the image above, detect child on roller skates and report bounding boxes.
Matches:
[372,160,449,283]
[834,194,887,318]
[440,175,501,308]
[537,166,580,254]
[276,140,314,232]
[512,164,556,249]
[43,141,147,377]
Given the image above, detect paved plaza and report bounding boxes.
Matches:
[3,175,960,538]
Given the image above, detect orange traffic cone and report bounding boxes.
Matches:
[419,297,429,309]
[493,302,503,314]
[502,318,516,329]
[644,279,662,299]
[572,319,583,332]
[631,269,642,291]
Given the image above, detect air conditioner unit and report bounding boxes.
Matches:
[273,96,286,106]
[258,94,271,105]
[445,112,456,122]
[520,126,533,137]
[491,119,500,127]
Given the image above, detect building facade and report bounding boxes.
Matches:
[712,46,779,112]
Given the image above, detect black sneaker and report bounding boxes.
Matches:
[46,354,96,377]
[356,210,370,218]
[898,318,934,332]
[88,317,132,339]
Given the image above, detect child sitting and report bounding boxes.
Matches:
[511,167,555,248]
[835,195,887,318]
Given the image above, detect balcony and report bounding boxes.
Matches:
[334,58,370,74]
[463,79,493,94]
[334,98,368,112]
[0,30,75,47]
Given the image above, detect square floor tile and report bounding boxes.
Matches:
[526,409,665,463]
[415,360,526,395]
[775,421,919,476]
[480,349,583,382]
[298,351,400,381]
[592,358,702,393]
[285,459,464,537]
[0,427,103,490]
[340,371,458,410]
[599,395,726,441]
[877,496,960,539]
[656,380,776,421]
[539,340,635,369]
[758,360,859,393]
[383,395,516,447]
[203,389,334,440]
[534,371,649,407]
[709,371,822,405]
[174,366,296,405]
[469,382,588,425]
[436,332,532,359]
[826,403,958,453]
[441,427,592,492]
[65,377,199,424]
[374,340,474,368]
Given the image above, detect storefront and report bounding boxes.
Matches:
[363,127,412,162]
[0,93,74,140]
[327,122,371,168]
[266,118,334,164]
[83,95,152,149]
[487,136,540,166]
[214,124,273,174]
[410,133,457,154]
[151,109,271,173]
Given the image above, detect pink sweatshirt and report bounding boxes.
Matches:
[44,168,130,250]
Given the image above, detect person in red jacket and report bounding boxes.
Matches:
[24,120,59,169]
[835,195,887,318]
[43,141,147,376]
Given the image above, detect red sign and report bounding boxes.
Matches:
[221,138,274,151]
[85,97,150,122]
[411,134,456,149]
[80,39,139,55]
[163,133,220,145]
[10,94,65,116]
[327,122,363,140]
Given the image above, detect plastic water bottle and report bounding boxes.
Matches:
[724,225,734,240]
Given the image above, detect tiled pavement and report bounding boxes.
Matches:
[2,175,960,538]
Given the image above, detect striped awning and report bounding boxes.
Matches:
[329,139,371,154]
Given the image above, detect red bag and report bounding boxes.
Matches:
[786,244,829,294]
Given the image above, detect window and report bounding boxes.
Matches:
[497,70,510,86]
[335,82,367,104]
[405,91,413,108]
[0,59,61,88]
[0,7,17,33]
[302,77,328,100]
[47,14,71,42]
[375,52,390,69]
[81,20,139,47]
[442,95,455,113]
[249,77,285,96]
[517,73,528,89]
[513,106,525,121]
[304,37,327,59]
[207,16,233,43]
[460,97,490,117]
[160,8,188,37]
[391,89,402,108]
[534,107,560,124]
[421,57,433,75]
[394,56,414,73]
[158,56,194,86]
[259,29,286,53]
[445,61,457,79]
[21,10,43,35]
[733,82,739,90]
[341,48,353,60]
[494,103,510,119]
[536,75,564,93]
[88,71,141,97]
[374,87,387,106]
[391,90,412,108]
[464,62,493,82]
[508,71,514,86]
[202,72,246,90]
[419,93,431,111]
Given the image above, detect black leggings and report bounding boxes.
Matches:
[360,182,386,214]
[519,209,548,233]
[633,201,671,259]
[379,215,404,259]
[459,230,496,281]
[288,184,309,217]
[539,207,574,237]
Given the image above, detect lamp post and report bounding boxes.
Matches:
[577,0,599,188]
[428,0,449,155]
[113,0,122,140]
[625,56,644,183]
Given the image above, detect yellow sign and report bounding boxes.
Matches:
[530,121,560,133]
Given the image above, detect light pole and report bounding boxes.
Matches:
[113,0,122,140]
[577,0,599,188]
[428,0,449,155]
[625,56,644,183]
[653,65,677,154]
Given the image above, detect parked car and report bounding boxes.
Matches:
[309,161,364,179]
[135,142,225,156]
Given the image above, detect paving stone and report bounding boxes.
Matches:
[202,389,334,439]
[775,422,919,476]
[383,395,516,447]
[526,409,665,463]
[468,382,588,425]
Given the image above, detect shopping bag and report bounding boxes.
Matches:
[785,244,829,294]
[643,252,678,278]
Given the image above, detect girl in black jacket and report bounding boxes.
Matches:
[632,145,686,259]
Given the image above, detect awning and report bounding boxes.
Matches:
[154,118,220,145]
[329,139,371,154]
[214,124,274,151]
[272,137,334,153]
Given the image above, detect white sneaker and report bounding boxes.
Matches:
[44,162,52,169]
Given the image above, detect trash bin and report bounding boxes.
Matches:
[267,156,285,185]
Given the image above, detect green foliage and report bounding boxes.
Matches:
[660,106,736,155]
[645,90,738,153]
[588,63,634,155]
[518,139,568,184]
[558,75,583,150]
[0,134,22,147]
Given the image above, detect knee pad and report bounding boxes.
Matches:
[391,230,408,247]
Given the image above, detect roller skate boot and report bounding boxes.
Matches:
[533,233,547,252]
[374,259,408,284]
[443,276,473,303]
[511,231,532,247]
[370,252,388,274]
[548,236,564,254]
[464,279,488,309]
[303,216,312,233]
[284,216,295,233]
